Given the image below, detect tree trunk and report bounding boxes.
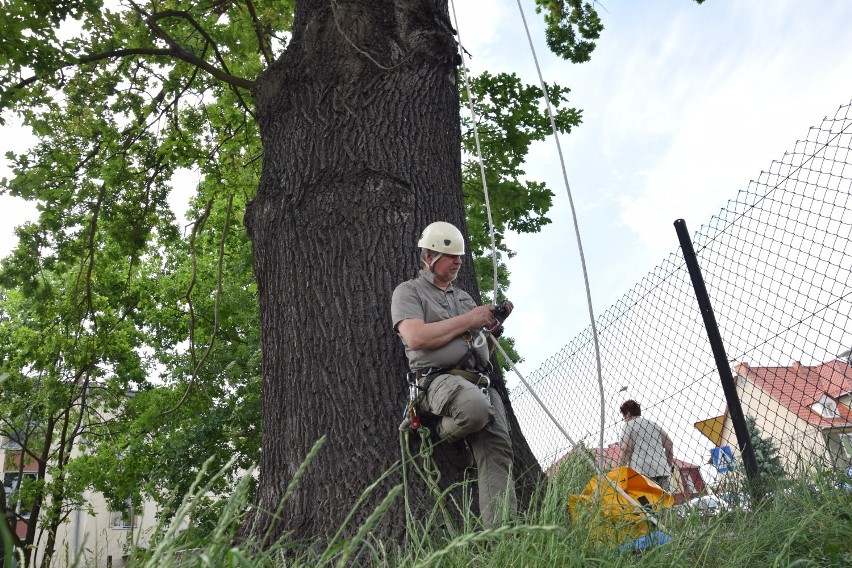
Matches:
[244,0,542,544]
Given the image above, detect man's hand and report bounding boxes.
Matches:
[468,305,499,328]
[494,299,513,322]
[486,300,513,338]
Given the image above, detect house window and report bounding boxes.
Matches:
[3,471,38,518]
[841,433,852,459]
[813,396,840,419]
[111,498,137,529]
[3,472,18,491]
[3,471,38,490]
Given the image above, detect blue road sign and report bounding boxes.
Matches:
[711,446,735,472]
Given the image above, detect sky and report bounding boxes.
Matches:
[450,0,852,383]
[2,1,852,380]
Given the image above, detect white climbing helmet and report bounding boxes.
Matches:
[417,221,465,255]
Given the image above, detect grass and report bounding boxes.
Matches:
[59,439,852,567]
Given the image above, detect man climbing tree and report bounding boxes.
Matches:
[0,0,603,549]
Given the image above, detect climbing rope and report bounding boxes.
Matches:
[399,425,458,534]
[449,0,500,303]
[446,0,662,529]
[510,0,608,479]
[416,427,441,488]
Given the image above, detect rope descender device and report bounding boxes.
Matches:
[399,372,423,432]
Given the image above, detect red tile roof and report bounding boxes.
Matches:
[734,359,852,428]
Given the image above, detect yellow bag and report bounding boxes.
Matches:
[568,466,674,546]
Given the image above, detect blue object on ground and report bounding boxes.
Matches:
[617,530,672,553]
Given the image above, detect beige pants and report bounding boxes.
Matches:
[420,373,518,527]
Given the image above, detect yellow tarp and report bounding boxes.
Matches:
[568,466,674,545]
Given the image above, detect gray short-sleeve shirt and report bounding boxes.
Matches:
[391,270,489,371]
[621,416,670,478]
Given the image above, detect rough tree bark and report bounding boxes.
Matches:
[244,0,542,544]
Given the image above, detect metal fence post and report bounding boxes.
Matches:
[674,219,761,488]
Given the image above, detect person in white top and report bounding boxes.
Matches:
[618,399,675,491]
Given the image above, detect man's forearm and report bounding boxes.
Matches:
[397,314,476,350]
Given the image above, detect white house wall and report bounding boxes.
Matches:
[2,430,163,568]
[721,376,830,475]
[41,491,160,568]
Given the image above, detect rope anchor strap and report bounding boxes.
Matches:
[447,368,490,397]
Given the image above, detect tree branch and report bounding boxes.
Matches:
[149,10,231,70]
[244,0,274,66]
[193,192,233,378]
[136,5,257,115]
[4,46,255,113]
[143,9,256,91]
[162,197,214,416]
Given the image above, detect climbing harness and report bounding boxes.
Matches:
[448,368,490,397]
[398,364,492,434]
[397,364,492,534]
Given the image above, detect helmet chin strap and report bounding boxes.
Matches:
[420,249,443,271]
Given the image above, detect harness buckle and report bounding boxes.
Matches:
[476,372,490,397]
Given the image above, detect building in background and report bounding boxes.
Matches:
[695,356,852,478]
[1,431,160,567]
[2,437,39,541]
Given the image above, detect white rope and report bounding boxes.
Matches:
[449,0,500,303]
[511,0,608,479]
[447,0,662,529]
[447,0,606,466]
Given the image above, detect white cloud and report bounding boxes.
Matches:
[450,0,515,75]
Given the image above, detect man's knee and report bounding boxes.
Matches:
[455,392,492,435]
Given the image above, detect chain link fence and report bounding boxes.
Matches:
[510,99,852,501]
